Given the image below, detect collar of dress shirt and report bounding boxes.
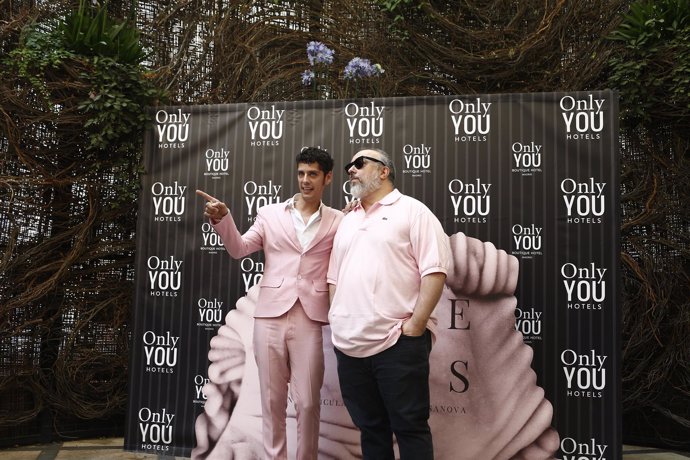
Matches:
[285,193,323,214]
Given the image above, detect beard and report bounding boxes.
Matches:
[350,172,382,199]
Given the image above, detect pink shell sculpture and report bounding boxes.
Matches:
[192,232,560,459]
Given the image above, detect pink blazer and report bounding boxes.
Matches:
[212,202,342,323]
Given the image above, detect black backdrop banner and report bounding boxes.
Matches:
[125,91,620,459]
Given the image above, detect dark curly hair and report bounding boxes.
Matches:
[296,147,334,174]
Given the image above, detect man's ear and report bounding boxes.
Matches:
[379,166,390,181]
[324,170,333,186]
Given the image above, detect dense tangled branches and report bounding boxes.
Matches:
[136,0,627,102]
[0,1,156,436]
[619,127,690,444]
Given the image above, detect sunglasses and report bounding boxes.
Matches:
[344,156,387,173]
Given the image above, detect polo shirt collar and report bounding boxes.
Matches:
[378,188,402,206]
[353,188,402,212]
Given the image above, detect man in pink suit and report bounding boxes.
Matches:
[196,147,343,460]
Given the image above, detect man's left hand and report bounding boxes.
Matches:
[401,317,426,337]
[341,199,359,214]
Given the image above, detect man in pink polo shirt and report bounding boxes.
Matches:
[327,148,451,460]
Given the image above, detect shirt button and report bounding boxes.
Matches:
[297,275,302,280]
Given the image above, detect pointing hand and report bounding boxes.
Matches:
[196,190,229,223]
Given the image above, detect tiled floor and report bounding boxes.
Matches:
[0,438,689,459]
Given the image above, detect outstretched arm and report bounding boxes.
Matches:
[196,189,264,258]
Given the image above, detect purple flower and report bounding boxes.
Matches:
[301,69,315,85]
[306,41,334,66]
[343,57,384,80]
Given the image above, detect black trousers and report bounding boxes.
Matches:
[334,330,433,460]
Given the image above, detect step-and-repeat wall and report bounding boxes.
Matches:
[125,92,620,459]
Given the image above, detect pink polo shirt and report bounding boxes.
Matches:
[327,189,451,358]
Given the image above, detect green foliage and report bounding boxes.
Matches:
[609,0,690,46]
[607,0,690,125]
[375,0,421,17]
[2,1,165,208]
[59,0,147,65]
[3,0,162,147]
[77,57,161,153]
[11,22,75,103]
[9,0,147,85]
[373,0,425,38]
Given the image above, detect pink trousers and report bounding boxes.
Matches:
[252,301,324,460]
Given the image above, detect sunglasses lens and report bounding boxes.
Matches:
[345,157,366,173]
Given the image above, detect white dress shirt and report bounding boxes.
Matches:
[287,194,323,250]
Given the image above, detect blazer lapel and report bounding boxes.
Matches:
[278,205,302,251]
[304,206,336,252]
